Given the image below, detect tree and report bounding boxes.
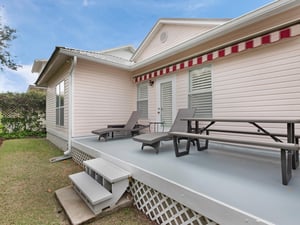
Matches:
[0,18,20,71]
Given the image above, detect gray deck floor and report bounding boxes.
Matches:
[73,136,300,225]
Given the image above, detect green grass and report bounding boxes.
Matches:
[0,139,155,225]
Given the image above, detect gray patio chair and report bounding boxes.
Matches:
[132,108,195,153]
[92,111,148,141]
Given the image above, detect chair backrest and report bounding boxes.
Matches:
[169,108,195,132]
[124,111,140,130]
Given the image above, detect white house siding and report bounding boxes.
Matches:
[212,36,300,138]
[73,59,136,137]
[136,24,219,62]
[176,70,189,109]
[46,64,71,150]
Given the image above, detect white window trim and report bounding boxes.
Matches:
[56,80,65,126]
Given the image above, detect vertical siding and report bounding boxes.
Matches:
[46,64,70,139]
[73,59,135,137]
[212,37,300,135]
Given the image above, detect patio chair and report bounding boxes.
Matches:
[132,108,195,153]
[91,111,148,141]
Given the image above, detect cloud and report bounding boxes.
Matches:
[133,0,217,14]
[15,64,38,85]
[82,0,96,7]
[82,0,89,7]
[0,5,8,25]
[0,65,38,93]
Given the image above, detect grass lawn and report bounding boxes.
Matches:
[0,138,155,225]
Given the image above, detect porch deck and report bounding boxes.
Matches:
[72,136,300,225]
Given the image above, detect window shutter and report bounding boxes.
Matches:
[137,82,148,119]
[189,66,212,118]
[160,81,173,127]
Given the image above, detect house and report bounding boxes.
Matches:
[33,0,300,224]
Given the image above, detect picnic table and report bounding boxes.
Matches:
[170,118,300,185]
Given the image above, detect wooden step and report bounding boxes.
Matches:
[69,171,112,205]
[83,158,131,183]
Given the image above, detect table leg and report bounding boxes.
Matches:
[281,149,292,185]
[287,123,298,169]
[280,122,296,185]
[173,136,190,157]
[295,137,299,169]
[187,120,191,132]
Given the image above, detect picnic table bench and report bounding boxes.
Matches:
[170,118,300,185]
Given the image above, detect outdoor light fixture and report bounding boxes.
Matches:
[149,80,154,86]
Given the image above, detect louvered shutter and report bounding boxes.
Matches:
[160,81,173,127]
[189,66,212,117]
[137,82,148,119]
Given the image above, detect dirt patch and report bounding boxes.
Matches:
[0,138,3,147]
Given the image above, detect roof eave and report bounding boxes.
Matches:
[35,47,134,86]
[59,48,133,70]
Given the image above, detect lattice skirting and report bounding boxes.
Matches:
[71,148,218,225]
[130,179,218,225]
[71,148,94,167]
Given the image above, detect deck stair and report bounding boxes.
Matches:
[69,158,131,214]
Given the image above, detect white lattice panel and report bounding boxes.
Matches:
[130,179,218,225]
[71,148,94,167]
[70,148,218,225]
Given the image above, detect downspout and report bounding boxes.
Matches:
[64,56,77,156]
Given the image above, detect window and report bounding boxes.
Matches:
[137,82,148,119]
[188,66,212,117]
[56,81,64,126]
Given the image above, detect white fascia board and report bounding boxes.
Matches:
[132,0,300,70]
[59,48,133,70]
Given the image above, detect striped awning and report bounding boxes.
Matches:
[134,23,300,83]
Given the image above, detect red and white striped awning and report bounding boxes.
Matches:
[134,23,300,83]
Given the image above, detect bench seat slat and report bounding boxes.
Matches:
[170,132,300,151]
[207,129,300,139]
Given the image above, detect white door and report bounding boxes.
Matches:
[157,76,176,130]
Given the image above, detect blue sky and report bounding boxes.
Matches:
[0,0,274,93]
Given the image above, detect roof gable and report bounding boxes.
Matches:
[132,18,230,62]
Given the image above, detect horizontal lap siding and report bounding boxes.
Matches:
[212,37,300,137]
[176,70,189,109]
[46,65,70,138]
[137,24,217,62]
[73,60,135,137]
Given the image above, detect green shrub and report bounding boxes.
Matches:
[0,92,46,138]
[0,112,3,134]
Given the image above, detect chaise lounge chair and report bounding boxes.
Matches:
[132,108,195,153]
[91,111,148,141]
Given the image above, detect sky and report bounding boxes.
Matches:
[0,0,275,93]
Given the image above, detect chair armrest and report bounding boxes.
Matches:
[107,124,126,128]
[133,124,150,130]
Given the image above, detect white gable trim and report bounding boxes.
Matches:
[134,22,300,83]
[131,18,229,62]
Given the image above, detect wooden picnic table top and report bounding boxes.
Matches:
[181,118,300,124]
